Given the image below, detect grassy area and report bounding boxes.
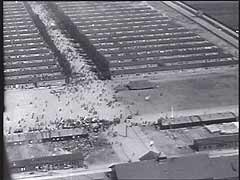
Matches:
[183,1,239,31]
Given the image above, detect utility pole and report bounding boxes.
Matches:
[169,106,175,140]
[125,125,128,137]
[170,106,174,119]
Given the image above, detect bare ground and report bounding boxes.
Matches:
[115,71,238,123]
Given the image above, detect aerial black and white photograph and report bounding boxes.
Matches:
[2,1,239,180]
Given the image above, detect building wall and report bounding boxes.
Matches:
[11,159,84,173]
[196,140,238,151]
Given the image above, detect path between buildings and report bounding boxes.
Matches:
[107,124,159,162]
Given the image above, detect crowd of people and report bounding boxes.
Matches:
[4,2,131,135]
[4,1,172,136]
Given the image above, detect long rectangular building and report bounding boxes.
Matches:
[159,112,237,130]
[3,1,67,88]
[110,153,239,180]
[191,133,239,151]
[48,1,238,79]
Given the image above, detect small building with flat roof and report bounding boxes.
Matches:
[127,80,155,90]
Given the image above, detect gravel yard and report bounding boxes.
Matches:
[115,71,238,123]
